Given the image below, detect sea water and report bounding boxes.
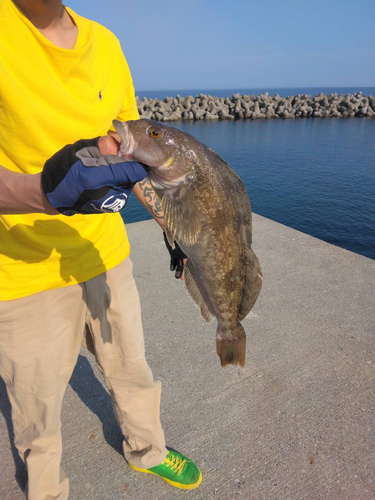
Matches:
[121,88,375,260]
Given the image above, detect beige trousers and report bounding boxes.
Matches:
[0,258,167,500]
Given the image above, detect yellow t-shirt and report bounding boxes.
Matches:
[0,0,140,300]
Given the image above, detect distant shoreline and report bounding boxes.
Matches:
[136,92,375,121]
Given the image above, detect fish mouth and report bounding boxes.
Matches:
[113,120,137,161]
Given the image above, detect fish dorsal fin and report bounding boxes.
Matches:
[160,180,201,247]
[184,261,215,323]
[208,149,262,319]
[238,246,262,320]
[208,149,253,236]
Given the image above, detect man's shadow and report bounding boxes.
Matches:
[69,354,124,453]
[0,377,28,490]
[0,218,123,491]
[0,356,124,491]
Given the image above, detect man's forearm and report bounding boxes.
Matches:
[133,178,165,229]
[0,136,127,216]
[0,166,57,215]
[105,133,165,227]
[133,177,187,280]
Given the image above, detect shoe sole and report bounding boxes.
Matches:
[128,462,203,490]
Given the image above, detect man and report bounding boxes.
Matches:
[0,0,201,498]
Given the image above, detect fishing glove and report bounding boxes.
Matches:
[41,138,147,215]
[163,232,187,279]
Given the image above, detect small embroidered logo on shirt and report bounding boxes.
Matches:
[99,90,103,100]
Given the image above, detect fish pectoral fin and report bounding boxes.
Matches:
[184,261,214,323]
[161,183,201,246]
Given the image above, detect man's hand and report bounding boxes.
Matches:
[41,136,147,215]
[163,232,187,280]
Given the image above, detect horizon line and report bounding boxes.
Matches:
[136,85,375,93]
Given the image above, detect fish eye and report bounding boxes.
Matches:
[148,127,162,138]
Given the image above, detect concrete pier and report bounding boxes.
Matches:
[0,215,374,500]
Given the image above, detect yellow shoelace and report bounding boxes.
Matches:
[162,453,187,476]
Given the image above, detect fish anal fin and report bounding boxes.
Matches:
[164,227,175,249]
[184,261,214,323]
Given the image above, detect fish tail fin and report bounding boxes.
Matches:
[216,323,246,368]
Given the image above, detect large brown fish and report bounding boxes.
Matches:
[114,119,262,367]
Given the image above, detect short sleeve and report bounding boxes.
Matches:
[108,48,139,133]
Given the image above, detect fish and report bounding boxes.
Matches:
[113,119,262,367]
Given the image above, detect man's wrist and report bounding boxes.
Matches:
[34,174,60,214]
[0,171,58,215]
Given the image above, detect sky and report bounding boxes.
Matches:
[67,0,375,92]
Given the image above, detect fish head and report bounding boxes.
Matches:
[113,119,200,189]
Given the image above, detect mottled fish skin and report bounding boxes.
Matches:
[114,119,262,367]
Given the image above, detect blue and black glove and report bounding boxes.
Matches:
[41,138,147,215]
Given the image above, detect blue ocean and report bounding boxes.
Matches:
[121,87,375,260]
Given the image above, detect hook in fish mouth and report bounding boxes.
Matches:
[161,157,174,169]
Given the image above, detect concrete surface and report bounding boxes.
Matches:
[0,215,374,500]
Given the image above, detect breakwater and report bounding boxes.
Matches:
[136,92,375,121]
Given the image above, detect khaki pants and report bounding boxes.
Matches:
[0,258,167,500]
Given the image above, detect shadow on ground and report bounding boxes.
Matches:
[0,377,27,492]
[68,354,123,456]
[0,353,123,495]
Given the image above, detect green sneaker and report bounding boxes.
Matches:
[128,447,202,490]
